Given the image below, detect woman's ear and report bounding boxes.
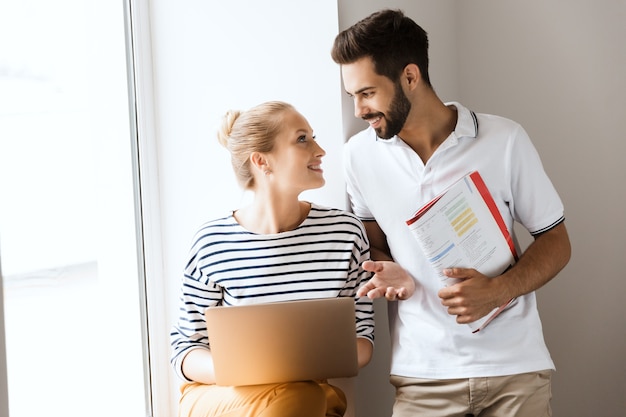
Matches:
[250,152,270,175]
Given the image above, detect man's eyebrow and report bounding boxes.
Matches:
[346,86,376,96]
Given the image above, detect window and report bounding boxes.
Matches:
[0,1,148,415]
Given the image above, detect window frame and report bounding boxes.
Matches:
[125,0,177,415]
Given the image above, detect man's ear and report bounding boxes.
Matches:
[403,63,421,90]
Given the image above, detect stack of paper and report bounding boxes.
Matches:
[406,171,518,333]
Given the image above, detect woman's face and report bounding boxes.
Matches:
[265,109,326,195]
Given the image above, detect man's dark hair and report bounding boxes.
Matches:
[331,9,431,86]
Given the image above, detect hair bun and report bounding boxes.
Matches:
[217,109,242,148]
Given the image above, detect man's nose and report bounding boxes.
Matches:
[353,97,367,119]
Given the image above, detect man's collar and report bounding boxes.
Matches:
[446,101,478,139]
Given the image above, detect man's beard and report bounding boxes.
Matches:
[373,82,411,139]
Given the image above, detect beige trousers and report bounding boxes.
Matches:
[390,370,552,417]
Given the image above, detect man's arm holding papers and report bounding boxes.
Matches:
[438,221,571,324]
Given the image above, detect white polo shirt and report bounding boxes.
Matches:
[343,102,564,379]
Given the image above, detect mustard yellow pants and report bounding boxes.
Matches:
[178,380,347,417]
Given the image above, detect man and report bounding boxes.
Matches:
[331,9,571,417]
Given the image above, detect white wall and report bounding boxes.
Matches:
[147,0,347,414]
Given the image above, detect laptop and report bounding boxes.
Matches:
[205,297,359,386]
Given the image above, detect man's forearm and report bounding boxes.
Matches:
[370,246,393,262]
[498,222,571,300]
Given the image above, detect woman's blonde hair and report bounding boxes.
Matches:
[217,101,295,190]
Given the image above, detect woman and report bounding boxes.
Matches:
[170,101,375,417]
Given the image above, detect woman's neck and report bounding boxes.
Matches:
[235,198,311,235]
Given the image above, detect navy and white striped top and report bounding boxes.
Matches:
[170,203,375,381]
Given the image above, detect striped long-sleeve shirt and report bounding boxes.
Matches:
[170,203,375,381]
